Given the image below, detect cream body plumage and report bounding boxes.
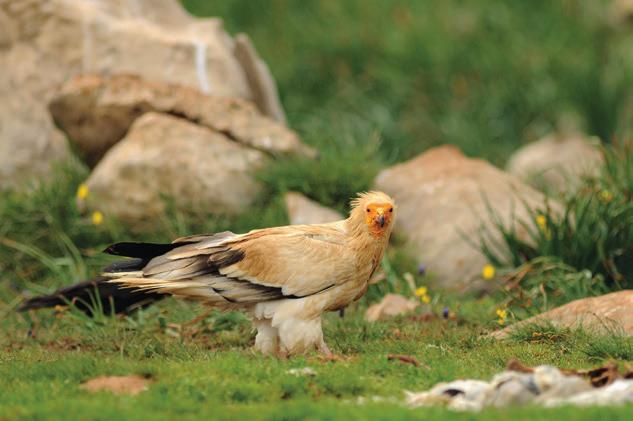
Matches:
[108,191,396,356]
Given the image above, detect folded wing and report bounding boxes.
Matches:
[108,225,354,305]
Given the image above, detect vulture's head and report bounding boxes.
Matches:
[349,191,396,238]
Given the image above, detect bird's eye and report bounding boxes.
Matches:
[366,208,371,213]
[389,208,393,213]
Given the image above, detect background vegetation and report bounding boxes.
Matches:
[2,0,633,418]
[481,141,633,316]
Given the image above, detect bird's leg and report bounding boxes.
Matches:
[276,349,289,360]
[316,338,346,361]
[317,339,333,357]
[253,319,279,356]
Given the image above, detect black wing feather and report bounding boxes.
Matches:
[104,242,192,259]
[19,241,188,315]
[18,276,164,315]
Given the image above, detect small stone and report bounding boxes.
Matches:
[80,375,151,395]
[365,294,419,322]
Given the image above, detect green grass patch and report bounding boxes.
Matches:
[3,299,633,419]
[481,143,633,314]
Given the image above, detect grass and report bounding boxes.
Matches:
[184,0,633,165]
[2,0,633,419]
[3,298,633,420]
[480,142,633,315]
[508,321,633,363]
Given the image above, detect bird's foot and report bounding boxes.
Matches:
[318,340,332,355]
[315,341,345,362]
[276,349,289,360]
[316,354,346,362]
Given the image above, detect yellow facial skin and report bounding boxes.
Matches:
[364,202,394,236]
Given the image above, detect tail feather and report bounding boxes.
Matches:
[103,257,147,273]
[104,241,191,259]
[110,277,225,303]
[19,243,175,316]
[20,234,248,316]
[18,276,164,315]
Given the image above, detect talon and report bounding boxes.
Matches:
[318,341,333,357]
[317,353,345,362]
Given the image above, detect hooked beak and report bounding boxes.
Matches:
[376,214,386,228]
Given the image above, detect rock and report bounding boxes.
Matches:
[80,375,151,395]
[491,291,633,339]
[284,192,343,225]
[234,34,287,125]
[374,145,549,290]
[506,133,604,195]
[49,74,315,166]
[84,112,266,222]
[0,122,70,190]
[609,0,633,26]
[365,294,419,322]
[0,0,284,187]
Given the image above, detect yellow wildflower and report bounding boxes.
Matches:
[535,214,552,239]
[496,308,507,325]
[482,264,496,280]
[414,286,428,297]
[599,190,613,203]
[414,286,431,303]
[91,211,104,226]
[76,183,89,200]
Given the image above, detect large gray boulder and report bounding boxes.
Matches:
[49,74,315,167]
[0,0,285,188]
[374,145,550,290]
[284,192,343,225]
[83,112,266,222]
[506,133,604,195]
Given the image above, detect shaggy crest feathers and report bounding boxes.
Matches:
[350,191,395,210]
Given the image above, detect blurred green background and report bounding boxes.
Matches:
[186,0,633,166]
